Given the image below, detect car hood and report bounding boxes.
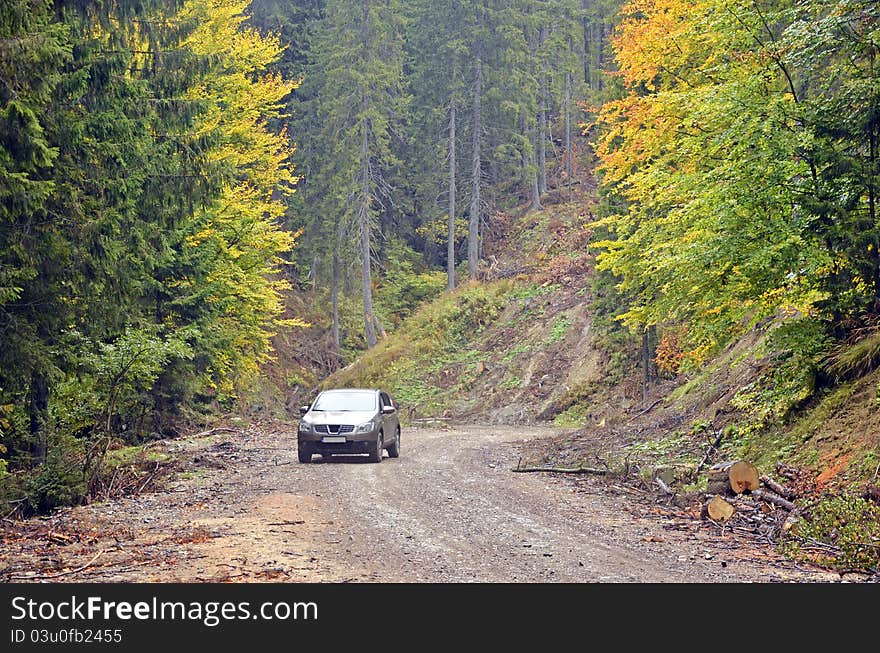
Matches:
[305,410,376,425]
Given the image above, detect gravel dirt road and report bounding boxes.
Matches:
[2,424,840,583]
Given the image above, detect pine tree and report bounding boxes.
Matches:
[306,0,407,349]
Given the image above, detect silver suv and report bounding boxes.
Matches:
[297,388,401,463]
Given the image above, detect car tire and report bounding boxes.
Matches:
[386,427,400,458]
[368,432,383,463]
[298,445,313,463]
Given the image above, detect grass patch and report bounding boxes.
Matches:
[500,376,522,390]
[502,343,532,363]
[790,383,856,442]
[174,468,211,485]
[545,315,571,345]
[323,279,524,418]
[553,403,590,427]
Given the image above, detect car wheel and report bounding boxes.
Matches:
[298,445,312,463]
[368,431,383,463]
[386,427,400,458]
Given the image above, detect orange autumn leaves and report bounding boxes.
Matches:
[590,0,822,363]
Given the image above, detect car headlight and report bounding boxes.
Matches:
[356,420,376,433]
[298,421,311,433]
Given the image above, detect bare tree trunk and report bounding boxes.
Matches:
[360,96,377,349]
[582,2,591,87]
[641,328,650,403]
[538,24,548,196]
[331,240,340,352]
[869,50,879,306]
[359,0,377,349]
[527,120,541,212]
[597,20,605,91]
[564,69,573,201]
[468,54,482,277]
[448,99,457,291]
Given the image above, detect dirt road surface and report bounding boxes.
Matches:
[1,424,840,583]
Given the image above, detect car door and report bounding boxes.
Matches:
[379,391,396,437]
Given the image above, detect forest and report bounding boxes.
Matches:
[1,0,879,527]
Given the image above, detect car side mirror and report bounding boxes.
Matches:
[381,405,396,415]
[299,405,310,416]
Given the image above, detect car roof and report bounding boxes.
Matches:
[320,388,380,394]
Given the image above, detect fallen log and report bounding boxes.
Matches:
[511,465,607,475]
[701,495,736,522]
[626,398,662,424]
[707,460,760,494]
[753,488,797,512]
[760,474,796,499]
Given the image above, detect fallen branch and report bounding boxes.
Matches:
[11,549,105,581]
[760,474,796,499]
[626,399,662,423]
[753,489,797,512]
[512,465,608,475]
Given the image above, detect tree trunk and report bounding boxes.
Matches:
[359,0,376,349]
[641,328,650,403]
[564,69,573,201]
[597,21,605,91]
[359,92,377,349]
[869,113,879,305]
[538,24,548,196]
[522,116,541,212]
[331,242,340,352]
[760,474,796,499]
[468,54,482,277]
[28,369,49,465]
[448,99,457,291]
[582,3,591,86]
[530,132,541,211]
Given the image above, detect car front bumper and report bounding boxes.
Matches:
[298,428,380,450]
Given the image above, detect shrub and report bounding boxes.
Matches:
[731,317,828,423]
[784,495,880,571]
[376,245,446,327]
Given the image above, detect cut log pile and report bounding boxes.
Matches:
[698,459,804,540]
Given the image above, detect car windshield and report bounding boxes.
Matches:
[312,391,377,412]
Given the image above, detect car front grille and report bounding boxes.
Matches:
[315,424,354,434]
